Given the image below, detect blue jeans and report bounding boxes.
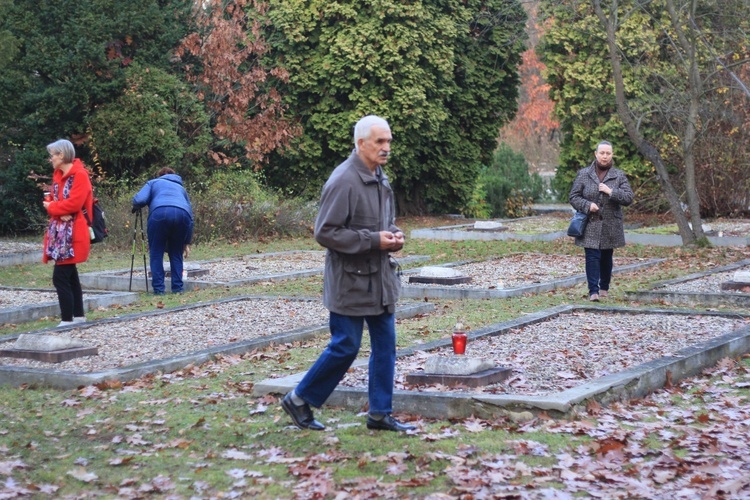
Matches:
[147,206,193,293]
[296,311,396,415]
[584,248,613,295]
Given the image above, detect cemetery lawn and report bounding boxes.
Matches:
[1,217,750,497]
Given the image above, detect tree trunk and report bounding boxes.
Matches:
[592,0,695,245]
[665,0,706,241]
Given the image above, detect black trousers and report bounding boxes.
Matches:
[52,264,85,321]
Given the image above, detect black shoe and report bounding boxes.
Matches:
[281,393,325,431]
[366,414,416,432]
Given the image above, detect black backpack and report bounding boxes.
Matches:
[83,197,108,243]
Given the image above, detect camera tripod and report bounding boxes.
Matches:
[129,209,149,292]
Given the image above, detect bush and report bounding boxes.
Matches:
[479,143,544,218]
[97,170,317,250]
[0,146,49,235]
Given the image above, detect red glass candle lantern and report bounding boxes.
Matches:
[452,331,467,355]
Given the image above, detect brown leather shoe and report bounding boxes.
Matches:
[589,293,599,302]
[281,393,325,431]
[599,290,608,298]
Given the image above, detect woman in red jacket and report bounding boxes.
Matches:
[42,139,93,327]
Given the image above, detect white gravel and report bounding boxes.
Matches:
[117,251,326,281]
[0,298,328,372]
[341,312,750,396]
[0,289,59,308]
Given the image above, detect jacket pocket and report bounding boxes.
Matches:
[341,257,378,296]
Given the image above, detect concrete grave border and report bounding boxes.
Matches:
[79,251,430,292]
[626,258,750,308]
[0,286,138,325]
[0,249,42,267]
[253,305,750,419]
[0,296,434,389]
[399,258,665,300]
[625,231,750,247]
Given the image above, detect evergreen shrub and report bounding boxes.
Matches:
[479,143,544,218]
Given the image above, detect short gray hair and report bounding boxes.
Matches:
[596,140,612,152]
[46,139,76,163]
[354,115,390,151]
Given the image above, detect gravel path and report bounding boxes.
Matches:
[118,251,327,280]
[341,312,750,396]
[0,298,328,372]
[0,289,59,308]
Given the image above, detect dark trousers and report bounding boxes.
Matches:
[52,264,85,321]
[584,248,614,295]
[147,207,193,293]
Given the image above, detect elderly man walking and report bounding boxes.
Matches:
[281,115,415,432]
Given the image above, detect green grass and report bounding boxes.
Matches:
[2,218,750,497]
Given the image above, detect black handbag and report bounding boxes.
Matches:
[567,211,588,237]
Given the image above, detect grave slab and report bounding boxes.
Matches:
[406,367,512,388]
[401,258,664,300]
[79,251,431,292]
[0,299,434,389]
[253,305,750,418]
[627,258,750,308]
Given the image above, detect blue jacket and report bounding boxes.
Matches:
[132,174,194,221]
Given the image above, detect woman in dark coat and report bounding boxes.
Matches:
[569,141,634,301]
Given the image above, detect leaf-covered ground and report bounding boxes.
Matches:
[1,218,750,498]
[1,353,748,498]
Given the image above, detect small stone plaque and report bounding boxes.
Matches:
[473,221,507,232]
[424,355,494,375]
[15,333,87,351]
[720,281,750,292]
[0,346,98,363]
[406,367,512,388]
[165,268,210,278]
[409,275,473,285]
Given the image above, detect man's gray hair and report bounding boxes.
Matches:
[354,115,390,151]
[46,139,76,163]
[596,140,612,151]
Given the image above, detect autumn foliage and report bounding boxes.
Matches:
[176,0,299,166]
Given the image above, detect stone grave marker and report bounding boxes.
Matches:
[408,266,472,285]
[473,221,507,232]
[720,270,750,292]
[406,354,511,388]
[0,334,98,363]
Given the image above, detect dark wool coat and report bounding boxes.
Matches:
[315,151,401,316]
[569,161,634,249]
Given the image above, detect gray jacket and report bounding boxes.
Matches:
[315,151,401,316]
[569,161,634,249]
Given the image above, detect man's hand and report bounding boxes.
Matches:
[379,231,405,251]
[598,183,613,196]
[183,244,190,259]
[589,203,600,213]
